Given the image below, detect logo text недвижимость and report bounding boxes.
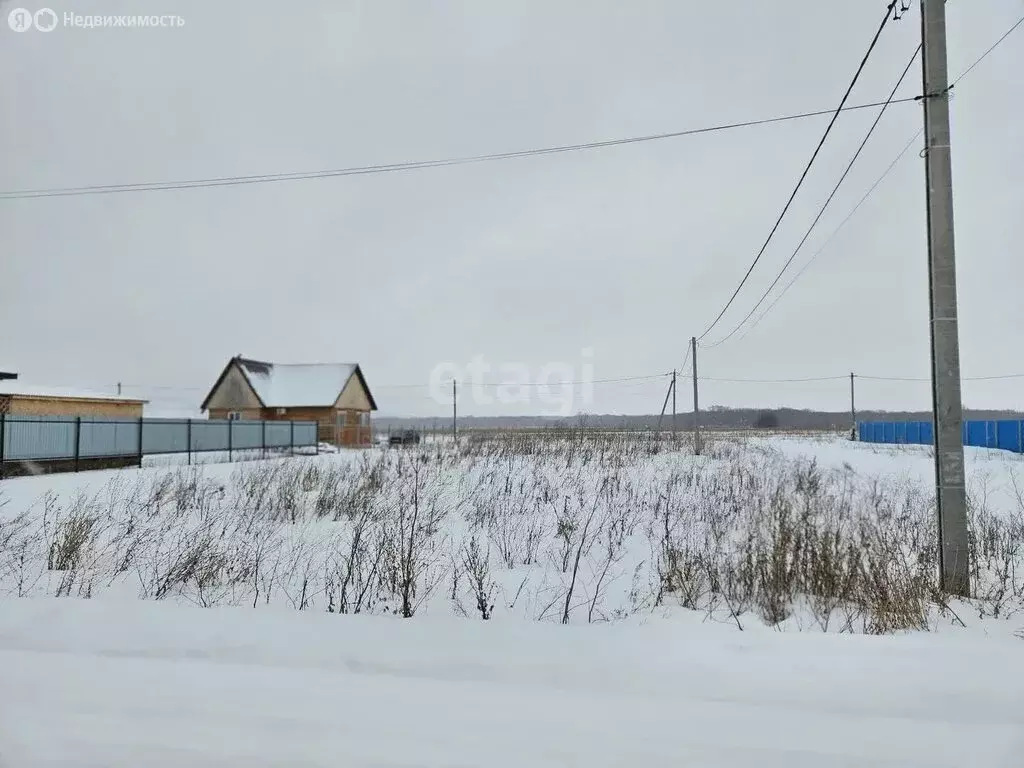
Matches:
[8,8,184,32]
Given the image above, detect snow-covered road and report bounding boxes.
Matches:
[2,599,1021,767]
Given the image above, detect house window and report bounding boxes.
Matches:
[359,412,370,427]
[228,411,242,421]
[336,410,348,426]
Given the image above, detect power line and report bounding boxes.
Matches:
[700,375,848,384]
[367,373,670,390]
[0,98,923,201]
[962,373,1024,382]
[66,372,672,395]
[859,373,1024,382]
[448,373,671,389]
[687,372,1024,385]
[856,375,930,382]
[725,11,1024,345]
[695,1,900,343]
[28,368,1023,409]
[675,344,692,382]
[950,11,1024,87]
[735,128,922,343]
[1,10,1007,206]
[705,44,922,348]
[118,382,205,391]
[719,10,1024,346]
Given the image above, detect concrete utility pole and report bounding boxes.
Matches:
[920,0,970,596]
[850,372,856,440]
[452,380,457,443]
[691,337,701,455]
[656,378,672,437]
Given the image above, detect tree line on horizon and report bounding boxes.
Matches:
[375,406,1024,432]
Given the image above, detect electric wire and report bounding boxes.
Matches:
[704,44,922,348]
[0,98,923,201]
[950,12,1024,87]
[734,128,922,343]
[695,0,900,343]
[722,11,1024,343]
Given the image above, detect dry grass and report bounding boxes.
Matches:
[1,432,1021,634]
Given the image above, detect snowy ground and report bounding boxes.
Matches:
[1,433,1023,629]
[1,433,1023,765]
[1,598,1022,767]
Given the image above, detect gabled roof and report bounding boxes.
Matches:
[239,359,360,408]
[201,357,377,411]
[0,383,147,403]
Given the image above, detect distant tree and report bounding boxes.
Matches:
[754,410,780,430]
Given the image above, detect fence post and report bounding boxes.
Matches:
[228,419,233,462]
[187,419,192,466]
[0,412,5,479]
[289,420,294,457]
[262,419,266,459]
[315,422,320,455]
[74,416,81,472]
[136,417,144,469]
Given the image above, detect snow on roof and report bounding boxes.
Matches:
[237,361,358,408]
[0,383,147,403]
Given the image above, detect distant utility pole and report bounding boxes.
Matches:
[656,377,672,436]
[850,372,856,440]
[921,0,969,596]
[671,369,677,440]
[117,382,122,396]
[691,337,701,455]
[452,380,457,443]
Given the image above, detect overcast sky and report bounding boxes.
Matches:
[1,0,1021,417]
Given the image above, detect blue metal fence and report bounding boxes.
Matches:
[858,419,1024,453]
[0,416,320,474]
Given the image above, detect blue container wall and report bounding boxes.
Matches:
[859,418,1024,454]
[996,420,1023,453]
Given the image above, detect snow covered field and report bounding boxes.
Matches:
[2,597,1023,767]
[2,432,1022,630]
[1,433,1023,765]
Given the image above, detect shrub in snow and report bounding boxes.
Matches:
[1,431,1023,635]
